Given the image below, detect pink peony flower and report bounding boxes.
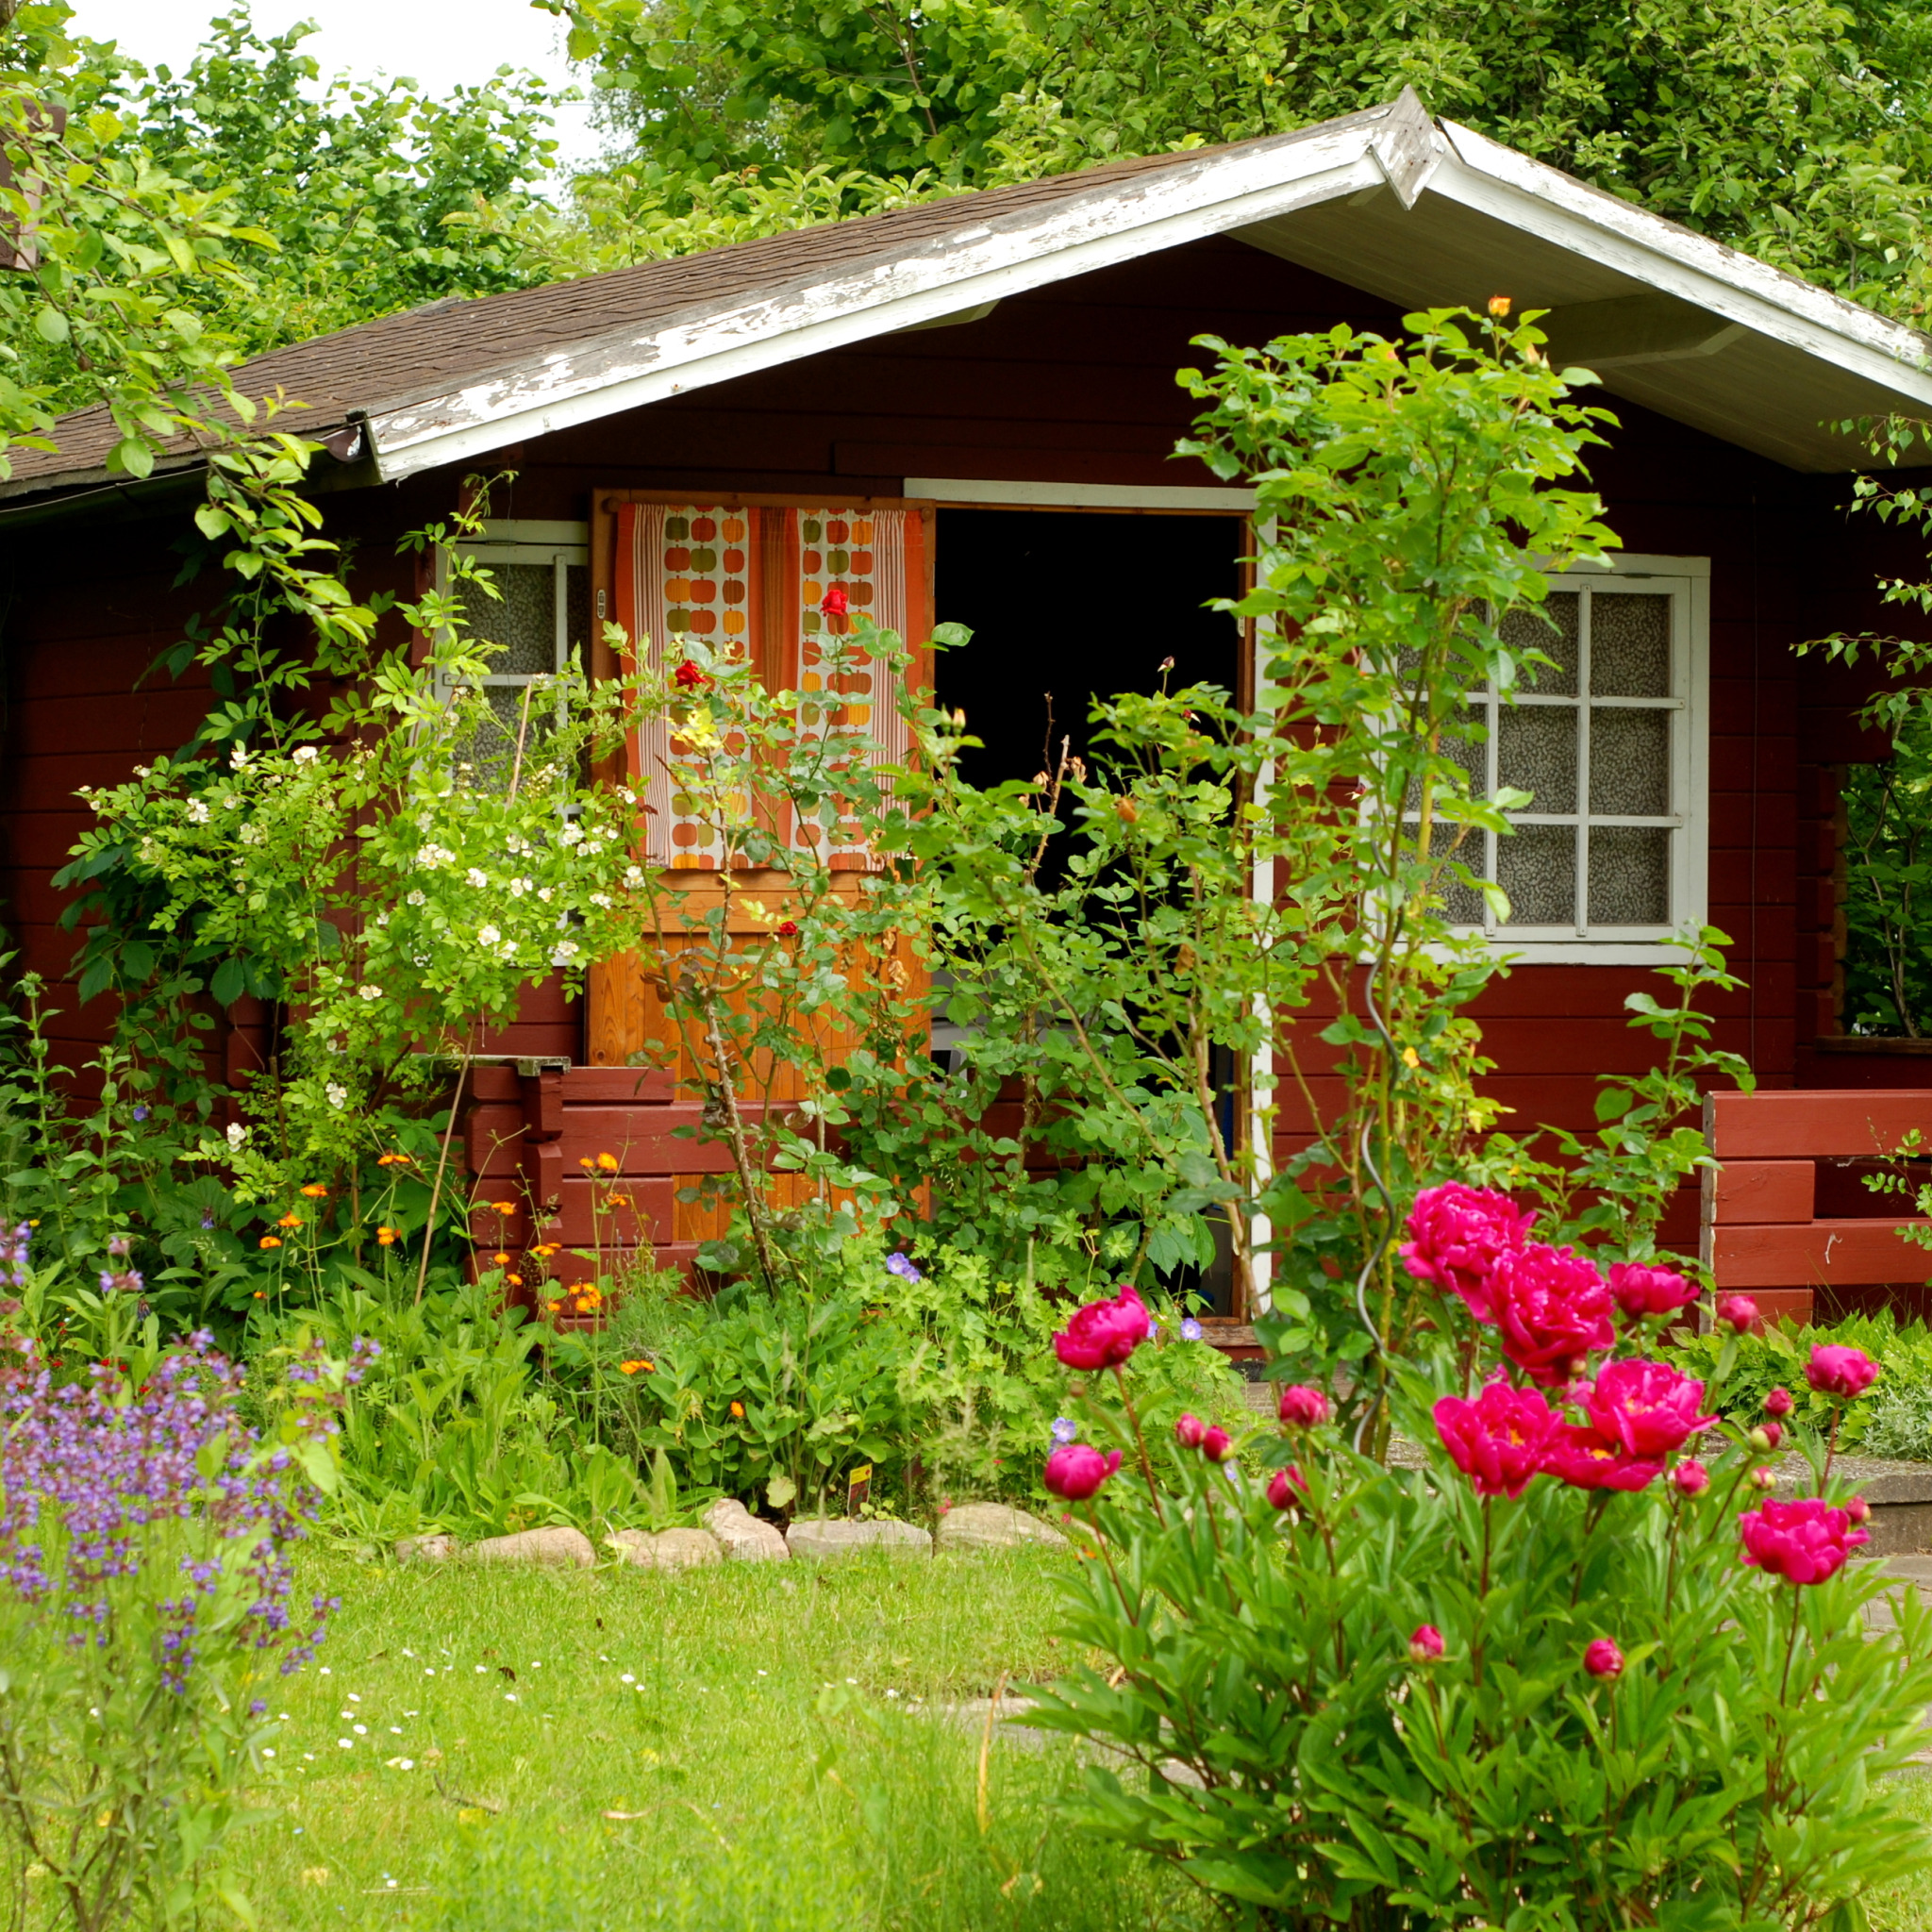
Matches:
[1433,1382,1559,1498]
[1277,1384,1332,1429]
[1583,1638,1624,1679]
[1607,1261,1700,1319]
[1400,1184,1534,1321]
[1739,1495,1869,1584]
[1584,1358,1717,1459]
[1764,1386,1793,1418]
[1715,1294,1759,1332]
[1541,1423,1662,1492]
[1489,1243,1616,1386]
[1805,1344,1880,1399]
[1266,1465,1306,1509]
[1847,1494,1872,1524]
[1043,1443,1122,1501]
[1408,1624,1444,1663]
[1053,1287,1152,1371]
[1201,1426,1235,1463]
[1672,1459,1710,1496]
[1174,1413,1206,1449]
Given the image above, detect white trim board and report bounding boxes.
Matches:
[346,91,1932,486]
[905,478,1257,509]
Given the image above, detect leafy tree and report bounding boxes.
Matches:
[546,0,1932,319]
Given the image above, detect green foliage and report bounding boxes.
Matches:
[550,0,1932,319]
[1033,1303,1932,1926]
[1840,719,1932,1037]
[625,1248,1240,1512]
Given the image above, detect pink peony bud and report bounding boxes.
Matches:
[1043,1443,1123,1501]
[1400,1184,1535,1323]
[1740,1494,1869,1583]
[1434,1382,1559,1498]
[1053,1287,1153,1371]
[1760,1421,1783,1450]
[1266,1464,1306,1509]
[1764,1386,1793,1418]
[1408,1624,1444,1663]
[1174,1412,1206,1449]
[1805,1343,1880,1399]
[1583,1638,1624,1679]
[1672,1459,1710,1496]
[1277,1383,1332,1429]
[1749,1465,1776,1491]
[1607,1261,1700,1320]
[1201,1426,1235,1463]
[1847,1494,1872,1524]
[1715,1294,1759,1332]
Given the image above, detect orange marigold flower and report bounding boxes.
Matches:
[300,1184,328,1198]
[375,1226,398,1246]
[259,1236,282,1250]
[620,1359,655,1375]
[577,1286,603,1307]
[596,1152,620,1173]
[547,1299,562,1313]
[577,1157,595,1172]
[730,1401,745,1418]
[277,1213,303,1228]
[492,1250,510,1266]
[508,1274,524,1287]
[491,1200,518,1214]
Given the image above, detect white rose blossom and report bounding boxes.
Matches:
[465,868,489,889]
[187,800,210,824]
[558,821,583,846]
[509,877,531,897]
[292,745,319,765]
[225,1122,249,1150]
[326,1082,348,1108]
[357,984,383,1002]
[624,866,644,889]
[551,941,581,966]
[407,890,425,907]
[477,924,501,947]
[419,845,454,869]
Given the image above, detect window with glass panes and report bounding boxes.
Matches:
[1427,567,1706,950]
[441,522,591,787]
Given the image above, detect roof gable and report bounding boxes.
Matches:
[8,90,1931,502]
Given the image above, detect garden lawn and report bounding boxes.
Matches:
[221,1542,1215,1931]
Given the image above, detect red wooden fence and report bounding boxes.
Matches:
[1701,1091,1932,1326]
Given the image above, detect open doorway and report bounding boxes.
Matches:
[932,508,1246,787]
[933,506,1249,1315]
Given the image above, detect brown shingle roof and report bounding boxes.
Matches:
[3,133,1307,496]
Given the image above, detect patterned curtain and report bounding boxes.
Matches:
[613,502,925,869]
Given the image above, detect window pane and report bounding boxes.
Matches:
[454,685,529,790]
[1501,591,1579,695]
[1591,593,1671,697]
[1498,704,1577,813]
[1590,825,1671,924]
[1498,824,1575,925]
[1406,704,1486,809]
[453,560,556,675]
[1441,868,1488,925]
[566,563,591,670]
[1589,708,1670,814]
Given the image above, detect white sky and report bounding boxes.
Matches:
[70,0,604,171]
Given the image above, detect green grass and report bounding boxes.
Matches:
[222,1544,1215,1931]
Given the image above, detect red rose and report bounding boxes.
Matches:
[820,586,849,617]
[1052,1286,1152,1371]
[674,658,709,691]
[775,921,799,939]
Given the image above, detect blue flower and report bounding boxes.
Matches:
[1051,1416,1077,1444]
[885,1252,922,1283]
[1181,1316,1204,1341]
[132,1106,149,1123]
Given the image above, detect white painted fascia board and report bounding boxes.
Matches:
[1437,121,1932,406]
[904,477,1256,509]
[362,125,1393,482]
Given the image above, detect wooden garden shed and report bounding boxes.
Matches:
[3,89,1932,1318]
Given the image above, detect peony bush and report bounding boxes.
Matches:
[1032,1185,1932,1929]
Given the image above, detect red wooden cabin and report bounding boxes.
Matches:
[1,91,1929,1317]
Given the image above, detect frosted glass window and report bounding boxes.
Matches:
[443,528,592,791]
[1404,575,1694,942]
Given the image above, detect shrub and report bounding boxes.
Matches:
[1028,1200,1932,1928]
[0,1331,360,1930]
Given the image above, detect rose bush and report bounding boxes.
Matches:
[1028,1188,1932,1929]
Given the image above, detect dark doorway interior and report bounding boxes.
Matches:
[933,508,1245,787]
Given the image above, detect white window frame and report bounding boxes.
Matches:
[1441,552,1709,965]
[436,519,591,703]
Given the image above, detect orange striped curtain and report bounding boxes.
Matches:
[612,502,925,870]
